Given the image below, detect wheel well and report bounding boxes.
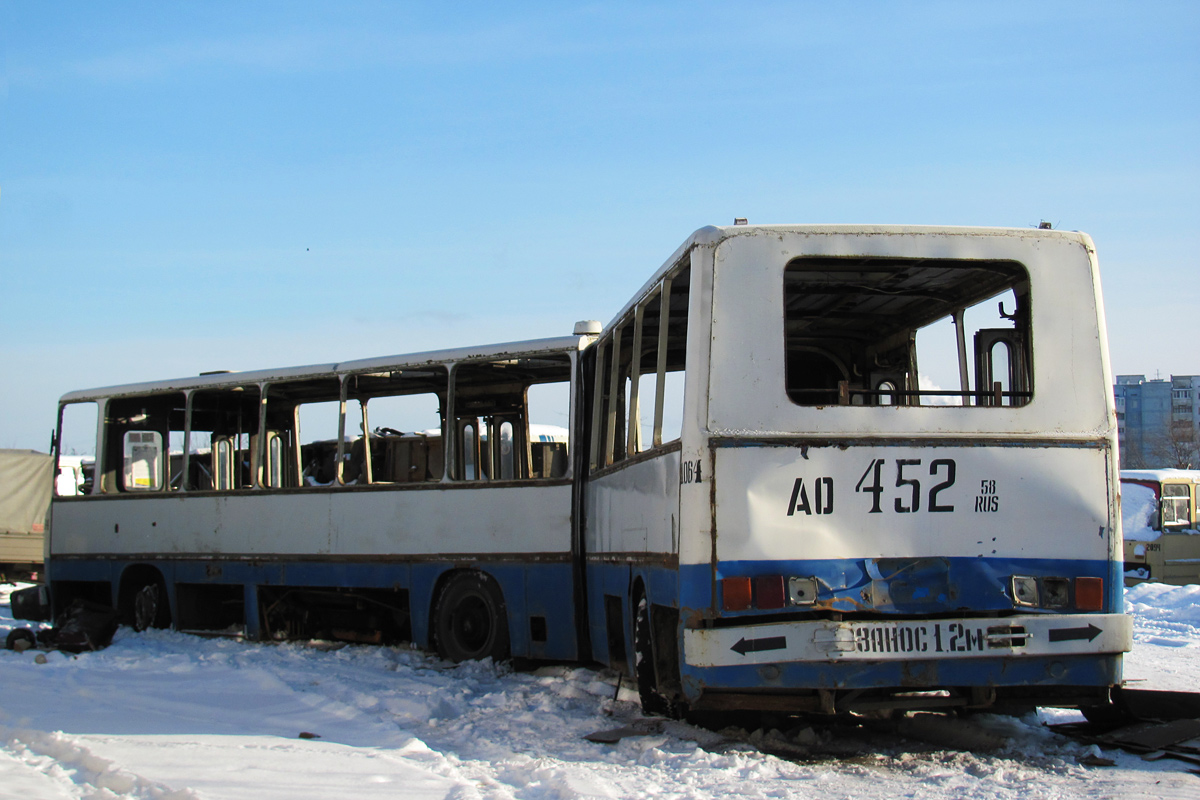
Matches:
[118,564,170,626]
[631,579,682,700]
[631,578,647,668]
[632,579,646,605]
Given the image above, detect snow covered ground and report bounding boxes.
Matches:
[1,582,1197,800]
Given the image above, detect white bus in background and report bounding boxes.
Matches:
[31,224,1131,719]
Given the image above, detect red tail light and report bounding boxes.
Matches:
[721,575,789,611]
[755,575,786,609]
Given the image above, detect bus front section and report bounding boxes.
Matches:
[678,225,1129,716]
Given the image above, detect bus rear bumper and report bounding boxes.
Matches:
[684,613,1132,669]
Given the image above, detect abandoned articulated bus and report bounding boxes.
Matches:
[27,224,1131,718]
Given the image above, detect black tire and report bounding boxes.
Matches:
[132,582,169,632]
[6,628,37,652]
[635,595,675,717]
[432,571,510,663]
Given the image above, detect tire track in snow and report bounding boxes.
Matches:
[1,725,199,800]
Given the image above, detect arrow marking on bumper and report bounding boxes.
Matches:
[1048,623,1102,643]
[731,636,788,656]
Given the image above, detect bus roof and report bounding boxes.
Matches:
[602,223,1094,334]
[59,334,592,404]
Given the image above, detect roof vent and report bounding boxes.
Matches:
[573,320,602,336]
[734,217,748,225]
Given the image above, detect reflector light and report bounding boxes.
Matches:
[755,575,786,610]
[789,576,819,605]
[1075,577,1104,611]
[721,577,752,611]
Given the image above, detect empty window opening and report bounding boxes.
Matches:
[591,264,689,472]
[527,381,570,479]
[361,391,446,483]
[450,354,573,482]
[187,387,262,490]
[101,393,185,492]
[296,397,346,486]
[784,258,1032,407]
[344,366,448,485]
[56,401,98,496]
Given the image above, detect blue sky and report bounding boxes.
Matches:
[1,2,1198,451]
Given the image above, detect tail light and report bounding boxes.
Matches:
[755,576,786,610]
[721,574,816,611]
[721,577,753,611]
[1075,577,1104,611]
[1010,574,1104,611]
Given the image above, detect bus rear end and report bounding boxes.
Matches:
[678,225,1129,715]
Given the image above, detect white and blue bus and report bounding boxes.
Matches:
[33,224,1131,716]
[44,336,589,661]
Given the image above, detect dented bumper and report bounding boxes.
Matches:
[684,613,1132,668]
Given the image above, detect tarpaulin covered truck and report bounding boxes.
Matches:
[0,449,53,581]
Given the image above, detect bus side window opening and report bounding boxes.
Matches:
[591,264,689,473]
[346,367,449,485]
[101,393,184,492]
[459,421,478,481]
[1161,483,1192,527]
[526,380,571,479]
[187,386,261,491]
[55,401,99,496]
[446,355,572,482]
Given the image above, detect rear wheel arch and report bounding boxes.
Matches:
[633,580,684,718]
[117,564,172,630]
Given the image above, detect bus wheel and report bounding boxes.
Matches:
[635,595,675,717]
[133,583,165,632]
[433,572,510,663]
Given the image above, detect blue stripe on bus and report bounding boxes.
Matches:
[680,555,1124,616]
[580,554,1122,674]
[47,558,579,661]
